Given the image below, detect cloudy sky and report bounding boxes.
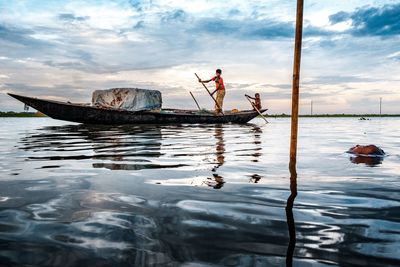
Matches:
[0,0,399,114]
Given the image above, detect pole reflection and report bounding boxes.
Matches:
[206,125,225,189]
[249,125,263,183]
[286,161,298,267]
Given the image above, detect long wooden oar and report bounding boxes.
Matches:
[189,91,201,110]
[194,73,224,115]
[245,95,269,123]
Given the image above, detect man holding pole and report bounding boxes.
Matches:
[198,69,225,114]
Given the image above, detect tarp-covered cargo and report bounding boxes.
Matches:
[92,88,162,111]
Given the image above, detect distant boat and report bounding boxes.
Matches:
[8,93,267,124]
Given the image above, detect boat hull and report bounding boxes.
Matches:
[8,93,267,124]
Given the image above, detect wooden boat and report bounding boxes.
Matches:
[8,93,267,124]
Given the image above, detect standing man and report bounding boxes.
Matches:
[198,69,225,114]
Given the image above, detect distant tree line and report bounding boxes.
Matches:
[0,111,46,117]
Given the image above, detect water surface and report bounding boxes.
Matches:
[0,117,399,266]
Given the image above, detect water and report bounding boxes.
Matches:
[0,117,399,267]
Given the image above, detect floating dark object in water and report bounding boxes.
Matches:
[8,92,266,124]
[347,145,385,167]
[250,174,262,183]
[347,144,385,157]
[359,117,370,120]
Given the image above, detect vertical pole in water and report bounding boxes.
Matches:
[290,0,304,167]
[310,100,313,116]
[286,2,304,267]
[380,97,382,116]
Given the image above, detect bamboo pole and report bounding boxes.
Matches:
[290,0,304,166]
[194,73,225,115]
[189,91,201,110]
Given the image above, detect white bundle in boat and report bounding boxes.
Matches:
[92,88,162,111]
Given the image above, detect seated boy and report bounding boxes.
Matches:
[245,93,262,110]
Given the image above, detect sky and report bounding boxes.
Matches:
[0,0,399,114]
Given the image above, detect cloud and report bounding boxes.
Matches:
[58,13,89,22]
[0,23,101,72]
[304,75,381,85]
[329,11,350,24]
[228,9,241,17]
[161,9,187,23]
[133,20,144,29]
[193,18,335,39]
[0,24,58,61]
[329,4,400,36]
[0,24,40,46]
[128,0,145,11]
[387,51,400,61]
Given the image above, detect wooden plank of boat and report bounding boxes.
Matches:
[8,93,267,125]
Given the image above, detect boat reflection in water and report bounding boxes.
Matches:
[89,125,164,171]
[18,124,178,171]
[20,123,264,189]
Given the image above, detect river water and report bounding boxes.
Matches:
[0,117,399,266]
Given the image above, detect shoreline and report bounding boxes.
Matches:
[1,111,399,118]
[267,114,400,118]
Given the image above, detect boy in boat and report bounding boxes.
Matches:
[245,93,262,110]
[198,69,225,114]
